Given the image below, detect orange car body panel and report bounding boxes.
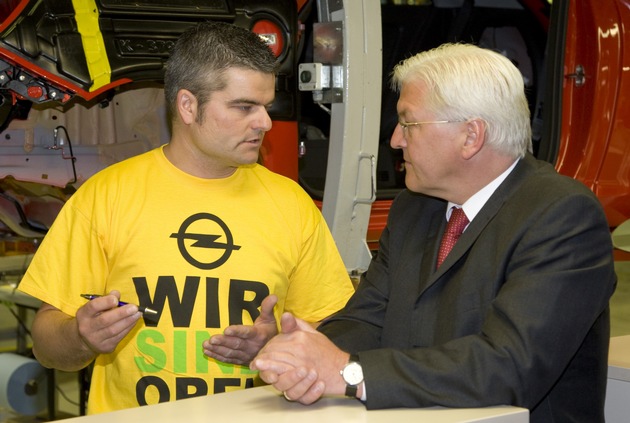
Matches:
[558,0,630,228]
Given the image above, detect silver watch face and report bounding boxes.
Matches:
[342,361,363,385]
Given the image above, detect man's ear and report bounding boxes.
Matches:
[176,89,197,125]
[462,118,486,160]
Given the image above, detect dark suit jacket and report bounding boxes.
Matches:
[319,154,616,423]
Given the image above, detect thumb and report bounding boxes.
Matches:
[280,313,316,334]
[108,290,122,301]
[279,312,299,333]
[258,294,278,323]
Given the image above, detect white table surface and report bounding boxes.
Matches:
[60,385,528,423]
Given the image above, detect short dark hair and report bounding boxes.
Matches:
[164,21,278,120]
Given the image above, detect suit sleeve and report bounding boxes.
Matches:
[318,190,426,351]
[318,225,391,352]
[322,187,616,411]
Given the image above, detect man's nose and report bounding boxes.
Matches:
[390,124,406,149]
[256,108,273,132]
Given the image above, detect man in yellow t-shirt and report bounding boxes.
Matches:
[17,21,354,414]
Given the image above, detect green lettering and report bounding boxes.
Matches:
[215,361,235,375]
[174,331,187,373]
[213,361,257,376]
[241,366,258,375]
[196,331,210,373]
[135,330,166,372]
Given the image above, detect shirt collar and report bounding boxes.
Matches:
[446,158,520,222]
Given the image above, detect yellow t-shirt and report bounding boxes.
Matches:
[19,146,354,413]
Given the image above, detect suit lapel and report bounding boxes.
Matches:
[414,208,445,298]
[418,155,536,296]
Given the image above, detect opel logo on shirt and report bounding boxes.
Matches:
[170,213,241,269]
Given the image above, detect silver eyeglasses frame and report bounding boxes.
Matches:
[398,119,466,131]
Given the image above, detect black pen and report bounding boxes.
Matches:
[80,294,158,316]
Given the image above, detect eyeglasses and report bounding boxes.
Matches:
[398,120,465,131]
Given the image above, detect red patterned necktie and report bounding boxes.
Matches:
[436,207,469,268]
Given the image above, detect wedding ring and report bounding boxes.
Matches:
[283,391,293,401]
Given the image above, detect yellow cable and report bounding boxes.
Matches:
[71,0,111,91]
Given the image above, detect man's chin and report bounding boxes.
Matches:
[404,176,420,192]
[404,179,431,196]
[237,154,262,167]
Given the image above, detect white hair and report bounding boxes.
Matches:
[391,43,532,158]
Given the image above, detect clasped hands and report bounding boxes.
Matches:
[250,312,350,404]
[203,294,350,404]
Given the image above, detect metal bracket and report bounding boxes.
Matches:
[566,64,586,87]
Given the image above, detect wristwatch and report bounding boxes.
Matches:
[340,354,363,398]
